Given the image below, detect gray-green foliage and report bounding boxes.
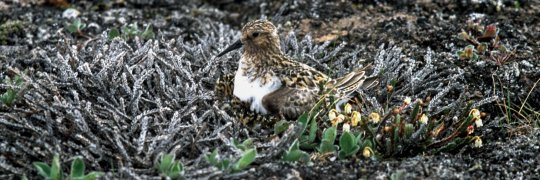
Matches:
[66,19,86,34]
[108,23,155,40]
[338,131,360,159]
[316,126,337,154]
[282,139,310,163]
[157,153,183,179]
[33,155,102,180]
[0,74,24,106]
[205,138,257,173]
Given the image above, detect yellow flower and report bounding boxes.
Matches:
[344,103,352,114]
[473,136,483,148]
[368,112,381,123]
[351,111,361,127]
[328,109,338,120]
[469,109,481,120]
[331,114,345,126]
[419,114,428,124]
[342,123,351,132]
[469,109,483,127]
[362,147,372,158]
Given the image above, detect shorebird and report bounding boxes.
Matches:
[217,19,377,120]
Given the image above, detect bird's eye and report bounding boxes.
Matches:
[252,32,260,37]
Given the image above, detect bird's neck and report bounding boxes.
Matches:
[242,48,283,68]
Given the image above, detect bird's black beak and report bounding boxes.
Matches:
[217,40,243,57]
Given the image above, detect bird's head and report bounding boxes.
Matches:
[217,19,281,57]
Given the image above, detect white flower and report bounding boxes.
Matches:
[331,114,345,126]
[473,136,483,148]
[403,97,412,105]
[328,109,337,120]
[344,103,352,114]
[475,118,483,128]
[342,123,351,132]
[419,114,428,124]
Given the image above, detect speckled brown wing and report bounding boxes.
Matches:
[261,60,329,119]
[261,85,320,120]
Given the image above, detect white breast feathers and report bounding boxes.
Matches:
[233,61,281,114]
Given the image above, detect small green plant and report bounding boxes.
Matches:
[157,153,184,179]
[279,82,486,161]
[316,126,337,154]
[0,20,24,45]
[282,139,310,163]
[108,23,155,40]
[338,131,360,159]
[457,45,479,60]
[273,120,289,135]
[456,23,515,65]
[205,138,257,173]
[1,74,24,106]
[66,18,87,35]
[33,155,102,180]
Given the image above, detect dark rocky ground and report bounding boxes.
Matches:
[0,0,539,179]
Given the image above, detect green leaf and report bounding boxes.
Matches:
[67,19,82,33]
[108,28,120,40]
[283,150,310,163]
[317,140,336,153]
[159,153,174,174]
[205,149,219,167]
[240,138,254,151]
[338,132,360,159]
[339,132,357,152]
[220,159,230,170]
[50,155,62,180]
[13,75,23,85]
[322,126,337,142]
[404,123,414,139]
[317,126,337,153]
[233,148,256,171]
[297,112,309,127]
[167,162,183,178]
[1,89,17,105]
[141,25,155,40]
[308,117,318,143]
[410,102,420,122]
[273,120,289,135]
[33,162,51,178]
[285,140,310,162]
[81,172,103,180]
[70,156,85,178]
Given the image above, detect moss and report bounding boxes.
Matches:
[0,20,24,45]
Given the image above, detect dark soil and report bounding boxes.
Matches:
[0,0,539,179]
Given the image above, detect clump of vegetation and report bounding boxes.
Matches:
[66,18,87,37]
[0,20,24,45]
[108,23,155,40]
[156,153,184,179]
[33,155,103,180]
[205,138,257,173]
[279,93,485,163]
[1,74,24,106]
[456,23,515,65]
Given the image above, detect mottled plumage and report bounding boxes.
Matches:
[217,19,377,120]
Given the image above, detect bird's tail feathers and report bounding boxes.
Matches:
[326,65,379,97]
